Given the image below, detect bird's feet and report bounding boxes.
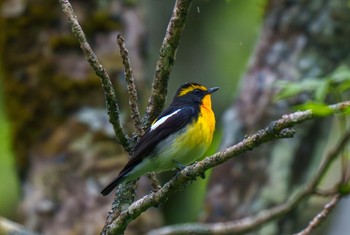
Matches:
[172,160,186,171]
[172,160,206,180]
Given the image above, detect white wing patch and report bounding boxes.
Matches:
[150,109,181,131]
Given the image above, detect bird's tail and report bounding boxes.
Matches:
[100,159,137,195]
[100,175,124,196]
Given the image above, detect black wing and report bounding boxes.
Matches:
[100,106,198,195]
[134,106,197,159]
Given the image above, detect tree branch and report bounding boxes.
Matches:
[147,172,162,191]
[294,195,341,235]
[57,0,131,152]
[116,34,143,137]
[147,125,350,235]
[144,0,194,127]
[104,101,350,234]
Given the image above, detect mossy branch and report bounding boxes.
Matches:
[116,34,143,137]
[104,101,350,234]
[144,0,193,128]
[57,0,131,152]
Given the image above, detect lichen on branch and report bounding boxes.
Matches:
[57,0,131,152]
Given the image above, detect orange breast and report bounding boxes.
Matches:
[198,94,215,144]
[173,94,215,148]
[168,94,215,165]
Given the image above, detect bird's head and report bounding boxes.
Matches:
[172,82,219,106]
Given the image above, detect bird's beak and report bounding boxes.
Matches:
[206,87,219,94]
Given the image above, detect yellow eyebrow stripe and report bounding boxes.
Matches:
[178,84,207,96]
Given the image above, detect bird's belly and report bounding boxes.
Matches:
[152,120,213,171]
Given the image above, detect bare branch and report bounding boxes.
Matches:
[104,101,350,234]
[307,128,350,189]
[146,191,310,235]
[116,34,143,136]
[57,0,130,152]
[294,195,341,235]
[144,0,194,127]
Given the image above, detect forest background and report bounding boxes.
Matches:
[1,0,350,234]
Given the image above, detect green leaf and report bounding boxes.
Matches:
[329,65,350,83]
[295,102,334,116]
[274,79,326,101]
[338,181,350,195]
[299,79,326,89]
[337,80,350,93]
[341,106,350,115]
[275,82,306,100]
[314,80,330,102]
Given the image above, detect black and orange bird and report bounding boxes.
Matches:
[101,82,218,196]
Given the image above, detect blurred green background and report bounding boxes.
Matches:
[145,0,264,116]
[0,61,20,218]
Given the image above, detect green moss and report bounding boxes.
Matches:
[1,0,124,175]
[2,56,104,171]
[49,35,81,53]
[83,10,122,35]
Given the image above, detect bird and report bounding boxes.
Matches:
[101,82,219,196]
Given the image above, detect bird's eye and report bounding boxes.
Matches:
[193,89,200,94]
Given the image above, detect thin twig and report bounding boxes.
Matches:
[57,0,130,152]
[313,188,338,197]
[105,101,350,234]
[147,172,162,191]
[0,216,39,235]
[116,34,143,136]
[294,195,341,235]
[144,0,194,127]
[147,127,350,235]
[307,129,350,189]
